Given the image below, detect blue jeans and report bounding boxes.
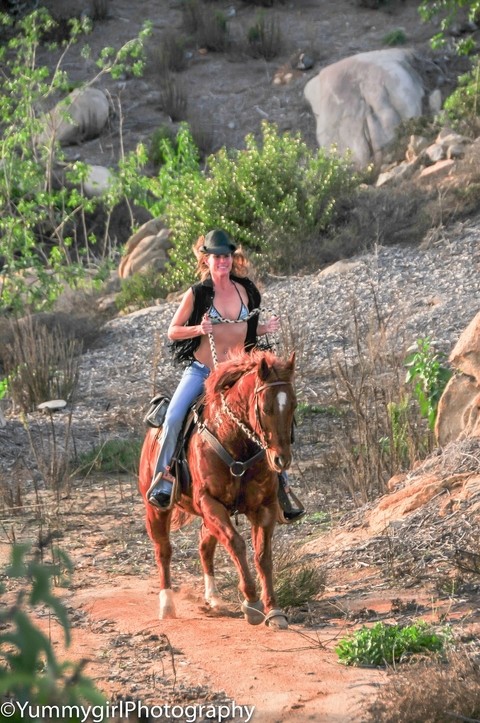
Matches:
[153,360,210,480]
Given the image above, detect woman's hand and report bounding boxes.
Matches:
[263,315,280,334]
[198,313,213,336]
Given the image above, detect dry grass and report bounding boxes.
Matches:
[327,294,432,505]
[3,315,83,413]
[364,648,480,722]
[159,72,188,121]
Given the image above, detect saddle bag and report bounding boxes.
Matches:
[143,394,170,428]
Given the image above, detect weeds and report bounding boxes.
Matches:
[4,316,82,413]
[159,72,188,121]
[274,545,327,608]
[365,648,480,722]
[405,337,452,431]
[181,0,229,52]
[247,11,283,60]
[336,621,451,666]
[75,438,143,476]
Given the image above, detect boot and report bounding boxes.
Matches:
[147,469,175,509]
[278,472,305,523]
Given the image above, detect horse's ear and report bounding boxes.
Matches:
[259,357,270,381]
[287,351,296,371]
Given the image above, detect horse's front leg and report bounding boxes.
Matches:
[251,513,289,630]
[145,507,176,619]
[199,494,264,624]
[198,523,226,610]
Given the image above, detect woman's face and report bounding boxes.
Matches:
[205,253,233,277]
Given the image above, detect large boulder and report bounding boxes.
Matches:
[435,311,480,446]
[304,48,424,169]
[118,218,173,279]
[37,87,110,146]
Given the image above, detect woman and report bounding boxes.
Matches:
[147,229,304,521]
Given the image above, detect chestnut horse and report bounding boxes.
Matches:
[138,349,296,629]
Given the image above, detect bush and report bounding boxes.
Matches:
[0,542,104,720]
[116,269,167,311]
[146,121,358,290]
[405,337,452,431]
[336,621,451,666]
[443,57,480,135]
[75,438,143,475]
[0,9,152,314]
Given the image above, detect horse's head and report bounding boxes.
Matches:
[253,351,296,473]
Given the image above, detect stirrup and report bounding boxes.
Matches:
[277,484,306,525]
[148,471,175,510]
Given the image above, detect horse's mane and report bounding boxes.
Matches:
[205,349,280,400]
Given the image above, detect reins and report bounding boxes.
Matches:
[194,302,281,478]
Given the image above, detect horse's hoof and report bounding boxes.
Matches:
[241,599,264,625]
[159,589,177,619]
[206,594,226,611]
[264,608,288,629]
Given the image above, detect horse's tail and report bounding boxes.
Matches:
[170,507,196,531]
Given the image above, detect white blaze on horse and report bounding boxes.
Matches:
[138,350,296,629]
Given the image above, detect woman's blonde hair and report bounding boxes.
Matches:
[193,234,251,281]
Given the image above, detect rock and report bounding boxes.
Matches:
[419,159,455,181]
[118,218,173,279]
[303,48,425,169]
[406,134,429,162]
[37,87,110,147]
[424,143,446,164]
[435,312,480,446]
[375,159,418,187]
[435,374,480,446]
[83,165,114,197]
[38,399,68,412]
[449,311,480,383]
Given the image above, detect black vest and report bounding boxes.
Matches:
[170,275,261,365]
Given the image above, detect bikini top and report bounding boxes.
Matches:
[208,283,249,324]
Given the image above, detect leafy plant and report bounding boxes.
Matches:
[116,269,167,311]
[336,621,451,666]
[0,9,152,314]
[443,57,480,135]
[0,542,105,720]
[405,337,452,431]
[419,0,480,54]
[146,121,357,290]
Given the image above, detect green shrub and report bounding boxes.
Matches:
[148,125,179,168]
[146,121,358,290]
[116,269,166,310]
[405,337,452,431]
[0,542,104,719]
[336,621,451,666]
[0,9,152,314]
[443,57,480,135]
[181,0,229,52]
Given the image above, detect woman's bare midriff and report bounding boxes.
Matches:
[194,322,247,369]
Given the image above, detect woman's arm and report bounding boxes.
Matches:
[167,288,213,341]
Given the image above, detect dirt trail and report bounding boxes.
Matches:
[65,576,383,723]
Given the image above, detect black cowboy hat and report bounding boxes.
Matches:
[201,229,237,255]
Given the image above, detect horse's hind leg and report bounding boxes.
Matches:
[199,524,225,610]
[145,508,176,619]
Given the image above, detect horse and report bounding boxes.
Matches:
[138,349,297,629]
